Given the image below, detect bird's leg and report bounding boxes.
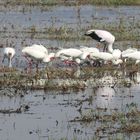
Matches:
[72,61,79,66]
[103,42,107,52]
[63,60,68,66]
[8,57,12,68]
[64,60,72,66]
[28,60,33,74]
[2,55,6,68]
[36,63,39,74]
[23,55,33,73]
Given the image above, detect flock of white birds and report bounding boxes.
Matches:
[2,29,139,70]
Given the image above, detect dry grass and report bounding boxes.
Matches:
[3,0,140,6]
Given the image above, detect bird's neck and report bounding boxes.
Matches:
[108,44,113,53]
[8,58,12,67]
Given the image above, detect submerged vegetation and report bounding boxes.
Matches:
[69,102,140,139]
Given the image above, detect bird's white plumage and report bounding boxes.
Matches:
[80,46,99,53]
[55,48,82,58]
[3,47,15,67]
[43,53,55,63]
[94,30,115,44]
[85,29,115,53]
[112,49,122,60]
[122,48,137,56]
[22,44,54,63]
[90,49,122,65]
[22,48,47,61]
[55,48,90,64]
[90,52,113,61]
[25,44,48,55]
[112,59,123,65]
[22,44,54,72]
[122,51,140,64]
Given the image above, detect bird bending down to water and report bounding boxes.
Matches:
[55,48,90,65]
[90,49,122,65]
[122,50,140,64]
[22,44,54,72]
[2,47,15,67]
[85,29,115,53]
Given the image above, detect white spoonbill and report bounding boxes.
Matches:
[22,45,54,72]
[85,29,115,53]
[122,51,140,64]
[2,47,15,67]
[80,46,99,53]
[55,48,90,65]
[26,44,48,55]
[122,48,137,56]
[90,49,122,65]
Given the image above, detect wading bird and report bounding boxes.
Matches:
[122,50,140,64]
[2,47,15,67]
[55,48,90,65]
[122,48,137,56]
[85,29,115,53]
[22,44,54,72]
[90,49,122,65]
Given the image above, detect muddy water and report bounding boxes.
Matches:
[0,84,140,140]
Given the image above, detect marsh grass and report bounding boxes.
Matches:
[6,0,140,6]
[79,0,140,6]
[0,64,137,90]
[2,16,138,42]
[69,102,140,138]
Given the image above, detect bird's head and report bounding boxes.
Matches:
[84,30,94,36]
[87,54,90,59]
[43,53,55,63]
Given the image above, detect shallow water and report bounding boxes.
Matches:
[0,4,140,140]
[0,5,139,68]
[0,84,140,140]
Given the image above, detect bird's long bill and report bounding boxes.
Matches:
[8,57,12,67]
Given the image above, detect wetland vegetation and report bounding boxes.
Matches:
[4,0,140,6]
[0,0,139,140]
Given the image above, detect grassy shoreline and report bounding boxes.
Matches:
[2,0,140,6]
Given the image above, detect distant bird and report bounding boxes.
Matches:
[2,47,15,67]
[90,49,122,65]
[122,50,140,64]
[22,44,54,72]
[27,44,48,55]
[55,48,90,65]
[122,48,137,56]
[80,46,99,53]
[85,29,115,53]
[112,59,123,65]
